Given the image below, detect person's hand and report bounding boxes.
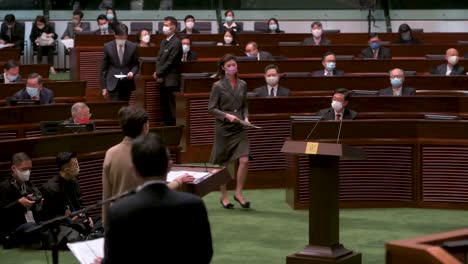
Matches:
[225,114,240,123]
[152,72,157,79]
[74,26,82,31]
[19,195,35,208]
[35,37,40,44]
[47,33,54,38]
[244,117,250,124]
[63,36,70,40]
[102,89,108,98]
[127,72,134,80]
[88,217,94,228]
[6,43,14,47]
[177,174,195,183]
[0,39,5,44]
[92,257,103,264]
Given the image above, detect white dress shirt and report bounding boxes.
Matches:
[267,85,278,97]
[392,87,402,96]
[446,64,453,76]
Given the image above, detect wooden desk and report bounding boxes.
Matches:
[0,63,50,79]
[0,48,21,62]
[0,101,127,140]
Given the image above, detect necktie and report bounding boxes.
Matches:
[373,49,378,59]
[182,54,187,62]
[118,45,124,64]
[336,114,341,120]
[269,88,275,97]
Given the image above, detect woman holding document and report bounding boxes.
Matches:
[208,53,251,209]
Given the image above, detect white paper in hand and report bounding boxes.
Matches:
[67,238,104,264]
[0,44,9,49]
[114,74,127,79]
[61,39,74,49]
[167,170,211,184]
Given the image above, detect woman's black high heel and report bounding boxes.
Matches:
[220,199,234,209]
[233,196,250,209]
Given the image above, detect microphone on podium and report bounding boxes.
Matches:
[302,109,330,142]
[336,114,344,144]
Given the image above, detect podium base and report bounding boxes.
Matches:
[286,245,361,264]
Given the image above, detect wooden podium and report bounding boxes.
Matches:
[282,140,366,264]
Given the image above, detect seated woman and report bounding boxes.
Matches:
[219,10,243,34]
[217,28,239,46]
[265,18,285,34]
[105,8,120,32]
[136,29,154,48]
[393,23,423,45]
[29,15,57,74]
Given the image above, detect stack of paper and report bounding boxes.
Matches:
[67,238,104,264]
[167,170,211,184]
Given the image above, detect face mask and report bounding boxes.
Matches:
[225,16,233,23]
[100,23,108,30]
[162,26,172,35]
[225,65,238,75]
[141,35,150,43]
[390,77,403,87]
[448,56,459,65]
[26,87,39,98]
[116,39,126,46]
[78,117,90,124]
[37,24,45,30]
[326,62,336,71]
[224,37,233,44]
[245,52,255,57]
[182,44,190,53]
[312,29,322,38]
[16,169,31,182]
[269,24,278,31]
[266,76,279,86]
[185,21,194,29]
[331,100,343,112]
[6,74,18,82]
[401,32,411,41]
[370,42,380,50]
[106,14,114,20]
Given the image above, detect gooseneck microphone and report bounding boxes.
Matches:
[304,109,330,142]
[336,113,344,144]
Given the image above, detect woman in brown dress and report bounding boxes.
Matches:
[208,53,251,209]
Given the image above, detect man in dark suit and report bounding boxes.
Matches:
[245,41,273,61]
[360,33,392,59]
[379,68,416,96]
[302,21,331,46]
[318,88,357,120]
[181,36,197,61]
[95,133,213,264]
[153,16,183,126]
[430,48,465,76]
[10,73,55,105]
[180,15,200,34]
[95,14,114,35]
[101,23,139,101]
[253,64,290,96]
[312,51,345,76]
[62,10,90,39]
[0,14,25,51]
[0,59,22,84]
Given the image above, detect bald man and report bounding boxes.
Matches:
[430,48,465,76]
[379,68,416,96]
[245,42,273,61]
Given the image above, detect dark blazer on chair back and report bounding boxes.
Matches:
[430,64,466,76]
[379,86,416,96]
[302,37,331,46]
[156,35,183,87]
[312,69,345,76]
[318,107,357,120]
[253,85,290,96]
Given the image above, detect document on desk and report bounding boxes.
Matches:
[167,170,211,184]
[67,238,104,264]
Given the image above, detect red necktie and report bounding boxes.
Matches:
[373,49,378,59]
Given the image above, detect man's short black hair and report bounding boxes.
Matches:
[334,88,351,101]
[311,21,322,28]
[4,14,15,23]
[181,36,192,45]
[132,133,169,178]
[184,15,195,22]
[114,23,128,36]
[368,32,379,40]
[264,64,279,73]
[96,14,107,22]
[224,10,235,17]
[56,152,76,170]
[73,10,84,19]
[322,51,336,61]
[118,106,148,138]
[12,152,30,165]
[5,59,19,70]
[27,73,43,85]
[164,16,177,27]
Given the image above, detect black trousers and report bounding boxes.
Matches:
[108,81,133,102]
[161,84,178,126]
[35,46,55,65]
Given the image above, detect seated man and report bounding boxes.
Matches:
[62,102,94,125]
[11,73,55,104]
[62,10,90,40]
[181,37,197,61]
[180,15,200,34]
[312,51,345,76]
[360,33,392,59]
[253,64,290,97]
[302,21,331,46]
[430,48,465,76]
[318,88,357,120]
[245,41,273,61]
[95,14,114,35]
[0,14,25,51]
[0,152,43,248]
[0,59,22,83]
[95,133,213,264]
[379,68,416,96]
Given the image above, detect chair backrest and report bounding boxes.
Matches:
[40,121,62,136]
[324,29,341,34]
[130,22,153,34]
[412,28,424,33]
[254,22,268,32]
[192,41,217,46]
[194,22,211,33]
[279,41,301,46]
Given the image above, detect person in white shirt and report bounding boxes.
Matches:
[430,48,466,76]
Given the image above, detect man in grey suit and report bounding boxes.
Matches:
[312,51,345,76]
[95,14,114,35]
[61,10,90,40]
[153,16,183,126]
[10,73,55,105]
[101,23,139,101]
[379,68,416,96]
[245,42,274,61]
[430,48,465,76]
[318,88,357,120]
[302,21,331,46]
[360,33,392,59]
[253,64,290,96]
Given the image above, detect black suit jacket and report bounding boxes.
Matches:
[379,86,416,96]
[253,85,290,96]
[156,35,183,87]
[312,69,345,76]
[258,50,274,60]
[101,40,140,91]
[95,28,115,35]
[102,183,213,264]
[0,22,25,50]
[360,46,392,59]
[0,73,22,83]
[302,37,331,46]
[12,87,55,104]
[182,50,197,61]
[318,107,357,120]
[220,22,243,34]
[430,64,466,76]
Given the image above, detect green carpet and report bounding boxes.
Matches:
[1,189,468,264]
[49,72,69,81]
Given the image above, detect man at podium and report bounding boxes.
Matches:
[318,88,357,120]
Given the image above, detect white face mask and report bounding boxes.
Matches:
[312,29,322,38]
[265,76,279,86]
[182,44,190,53]
[185,21,194,29]
[448,55,459,65]
[224,37,233,44]
[16,169,31,182]
[162,26,172,35]
[331,100,343,112]
[141,35,150,43]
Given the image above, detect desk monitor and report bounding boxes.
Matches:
[6,98,41,106]
[352,90,379,96]
[58,123,96,134]
[424,114,460,120]
[236,56,257,61]
[290,115,322,122]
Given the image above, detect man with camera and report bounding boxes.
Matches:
[0,152,44,248]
